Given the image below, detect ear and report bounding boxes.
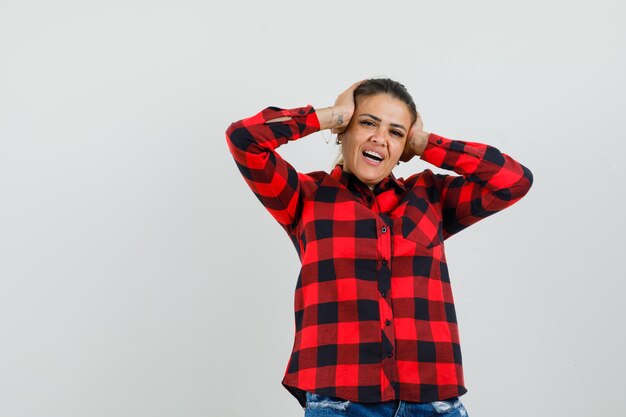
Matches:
[400,137,416,163]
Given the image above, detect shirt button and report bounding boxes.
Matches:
[386,352,393,358]
[381,226,387,233]
[381,291,387,298]
[382,259,388,266]
[437,139,443,144]
[385,319,391,326]
[299,110,305,115]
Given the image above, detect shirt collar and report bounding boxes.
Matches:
[330,164,406,195]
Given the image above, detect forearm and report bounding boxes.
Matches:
[421,133,534,205]
[315,107,350,131]
[410,131,430,155]
[264,106,348,132]
[227,106,319,154]
[225,105,319,231]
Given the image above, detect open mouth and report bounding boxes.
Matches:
[362,150,384,163]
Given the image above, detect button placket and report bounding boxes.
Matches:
[377,217,392,298]
[376,214,397,397]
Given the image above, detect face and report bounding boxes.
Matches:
[340,93,412,187]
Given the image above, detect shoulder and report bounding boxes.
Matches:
[298,169,331,183]
[295,170,334,195]
[398,168,440,189]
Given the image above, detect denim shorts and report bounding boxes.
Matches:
[304,392,469,417]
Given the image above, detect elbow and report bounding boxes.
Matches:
[522,164,534,191]
[516,164,534,198]
[494,164,534,201]
[225,121,239,147]
[225,122,252,154]
[225,122,235,149]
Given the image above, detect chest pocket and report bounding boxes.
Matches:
[397,195,443,249]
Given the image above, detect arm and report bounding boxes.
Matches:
[225,106,320,233]
[266,107,338,130]
[403,114,534,239]
[424,134,533,239]
[224,82,362,233]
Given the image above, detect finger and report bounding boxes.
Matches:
[347,79,365,92]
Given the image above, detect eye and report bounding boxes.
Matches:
[391,130,404,137]
[359,120,375,127]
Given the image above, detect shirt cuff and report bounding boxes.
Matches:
[419,133,452,166]
[261,105,320,140]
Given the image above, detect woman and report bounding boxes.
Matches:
[225,79,533,417]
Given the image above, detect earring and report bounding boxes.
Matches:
[336,136,342,145]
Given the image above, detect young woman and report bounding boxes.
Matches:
[225,79,533,417]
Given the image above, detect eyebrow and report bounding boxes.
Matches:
[358,113,407,131]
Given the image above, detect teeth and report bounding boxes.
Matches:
[363,150,383,161]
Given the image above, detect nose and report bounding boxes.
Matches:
[370,128,387,146]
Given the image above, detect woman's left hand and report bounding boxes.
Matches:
[400,112,430,163]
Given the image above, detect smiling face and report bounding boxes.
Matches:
[340,93,412,187]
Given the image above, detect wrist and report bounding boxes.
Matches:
[411,131,429,155]
[317,106,351,131]
[316,107,334,130]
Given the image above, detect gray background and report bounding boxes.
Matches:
[1,1,624,416]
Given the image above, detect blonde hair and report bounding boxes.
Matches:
[331,133,344,169]
[333,147,344,168]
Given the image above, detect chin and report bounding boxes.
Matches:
[348,160,392,186]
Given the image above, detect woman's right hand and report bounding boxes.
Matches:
[317,80,364,133]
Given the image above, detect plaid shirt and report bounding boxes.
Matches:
[225,105,533,408]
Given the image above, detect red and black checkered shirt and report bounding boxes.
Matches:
[225,105,533,408]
